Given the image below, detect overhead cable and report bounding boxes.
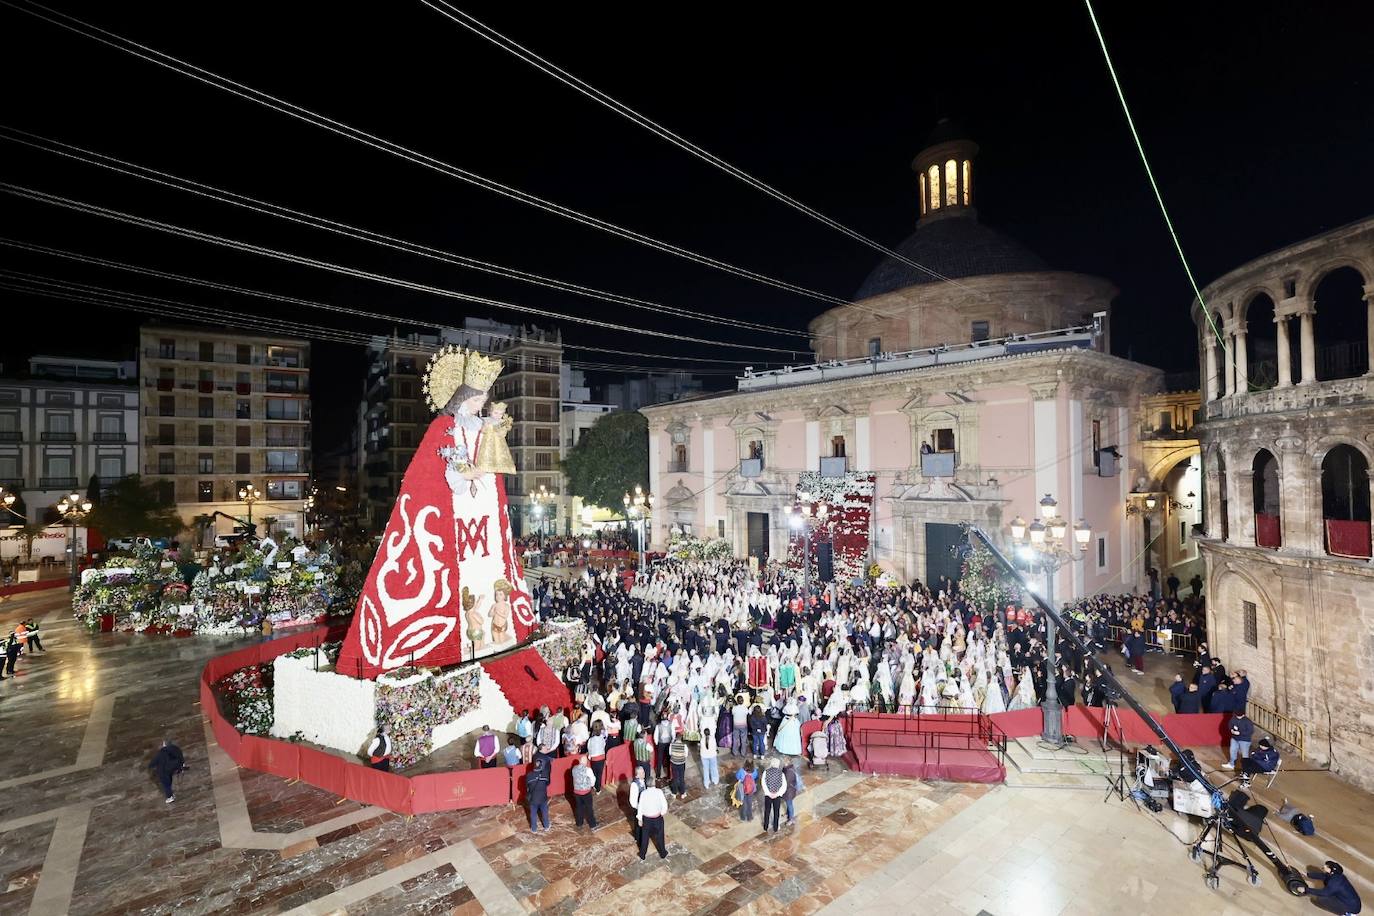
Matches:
[2,1,851,309]
[0,182,809,356]
[0,125,814,341]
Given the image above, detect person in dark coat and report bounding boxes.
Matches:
[1301,860,1362,914]
[526,755,551,833]
[1169,674,1188,713]
[1178,683,1202,714]
[3,633,21,677]
[148,739,186,803]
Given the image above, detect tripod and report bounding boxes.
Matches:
[1102,700,1129,802]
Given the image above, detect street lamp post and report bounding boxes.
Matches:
[622,485,654,572]
[0,486,20,521]
[56,491,92,592]
[531,484,551,552]
[238,484,261,533]
[788,493,829,602]
[1006,493,1091,746]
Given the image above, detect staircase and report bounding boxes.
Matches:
[1002,735,1122,789]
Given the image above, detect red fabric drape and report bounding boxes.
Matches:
[1326,519,1372,558]
[1256,513,1282,548]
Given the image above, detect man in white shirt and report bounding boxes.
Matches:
[635,776,670,861]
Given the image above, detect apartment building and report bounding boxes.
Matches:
[358,321,563,536]
[0,356,139,522]
[138,326,311,539]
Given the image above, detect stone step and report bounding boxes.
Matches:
[1001,736,1113,778]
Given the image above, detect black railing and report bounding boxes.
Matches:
[40,431,77,442]
[38,477,78,490]
[92,431,127,443]
[0,431,21,442]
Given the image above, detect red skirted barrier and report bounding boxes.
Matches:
[0,578,68,598]
[202,626,635,815]
[987,708,1042,736]
[481,647,572,717]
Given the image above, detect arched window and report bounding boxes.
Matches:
[1321,444,1371,557]
[1243,293,1278,390]
[927,165,941,210]
[962,160,971,206]
[944,159,958,207]
[1252,449,1281,548]
[919,172,927,216]
[1312,267,1369,380]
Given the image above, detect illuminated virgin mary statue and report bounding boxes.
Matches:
[337,345,535,679]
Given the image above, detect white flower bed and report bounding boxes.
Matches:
[270,653,377,752]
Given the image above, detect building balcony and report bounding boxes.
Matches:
[37,477,78,490]
[819,456,847,478]
[667,461,689,473]
[920,451,957,477]
[155,378,174,391]
[0,430,21,443]
[1204,371,1373,422]
[198,380,214,393]
[40,431,77,443]
[0,477,23,492]
[1325,519,1372,558]
[92,431,128,443]
[739,458,763,478]
[97,475,128,488]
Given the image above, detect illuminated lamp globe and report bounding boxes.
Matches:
[1039,493,1058,520]
[1009,516,1027,540]
[1073,519,1092,547]
[1028,519,1047,545]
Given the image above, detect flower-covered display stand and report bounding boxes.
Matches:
[786,471,876,583]
[74,538,352,636]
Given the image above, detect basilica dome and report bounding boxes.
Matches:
[808,122,1115,362]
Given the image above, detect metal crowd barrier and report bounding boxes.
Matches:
[1246,697,1306,760]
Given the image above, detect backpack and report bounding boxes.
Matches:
[1291,813,1315,836]
[742,771,756,795]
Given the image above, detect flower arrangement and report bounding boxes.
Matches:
[787,471,876,583]
[214,664,274,735]
[668,533,733,561]
[534,618,586,674]
[959,543,1018,613]
[375,666,483,768]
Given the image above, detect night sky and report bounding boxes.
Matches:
[2,2,1372,452]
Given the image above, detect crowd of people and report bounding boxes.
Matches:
[496,557,1232,849]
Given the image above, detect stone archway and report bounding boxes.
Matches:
[1208,561,1288,713]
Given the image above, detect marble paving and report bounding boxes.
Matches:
[0,589,1349,915]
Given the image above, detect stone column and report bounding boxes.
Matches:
[1275,315,1292,387]
[1365,285,1374,376]
[1224,336,1236,396]
[1204,339,1219,401]
[1233,469,1255,546]
[1234,327,1249,393]
[1299,310,1317,383]
[1203,469,1222,539]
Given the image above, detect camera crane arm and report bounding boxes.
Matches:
[965,525,1215,793]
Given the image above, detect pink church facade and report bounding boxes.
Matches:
[641,122,1164,603]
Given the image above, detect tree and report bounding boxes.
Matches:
[19,522,47,562]
[561,411,649,515]
[84,474,184,540]
[86,473,101,507]
[959,543,1016,615]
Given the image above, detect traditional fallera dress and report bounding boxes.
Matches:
[774,705,803,756]
[336,409,535,679]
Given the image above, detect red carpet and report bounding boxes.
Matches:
[480,647,571,717]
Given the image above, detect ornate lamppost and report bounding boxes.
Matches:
[531,484,551,551]
[238,484,261,532]
[56,491,92,592]
[623,485,654,571]
[1006,493,1091,745]
[788,492,829,601]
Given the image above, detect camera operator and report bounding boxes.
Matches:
[1299,860,1362,915]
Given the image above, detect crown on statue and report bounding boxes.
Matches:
[462,351,503,393]
[423,345,505,412]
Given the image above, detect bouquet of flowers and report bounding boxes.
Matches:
[214,664,274,735]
